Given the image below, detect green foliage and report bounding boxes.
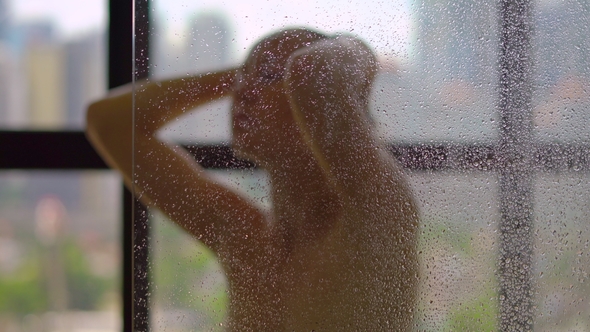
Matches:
[0,237,117,316]
[151,215,228,325]
[445,290,498,332]
[0,260,47,314]
[62,240,114,310]
[418,216,498,331]
[419,217,475,257]
[0,181,25,209]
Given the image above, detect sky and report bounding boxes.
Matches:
[152,0,413,59]
[9,0,412,58]
[9,0,106,38]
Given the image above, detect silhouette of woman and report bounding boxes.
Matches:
[87,28,418,331]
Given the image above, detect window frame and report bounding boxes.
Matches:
[1,0,589,331]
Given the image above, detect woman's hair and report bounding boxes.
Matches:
[249,28,329,57]
[247,28,377,125]
[246,28,329,82]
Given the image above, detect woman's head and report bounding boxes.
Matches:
[243,28,329,84]
[232,28,329,163]
[231,28,376,166]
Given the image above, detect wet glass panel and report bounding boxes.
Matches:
[123,0,590,330]
[0,171,121,331]
[137,0,502,330]
[410,172,499,331]
[532,0,590,143]
[377,1,499,144]
[0,0,106,129]
[149,169,268,331]
[151,0,499,145]
[146,169,500,331]
[533,173,590,330]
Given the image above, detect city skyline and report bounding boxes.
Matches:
[2,0,588,143]
[0,19,105,128]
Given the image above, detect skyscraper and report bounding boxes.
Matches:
[405,0,499,142]
[151,11,232,78]
[534,0,590,85]
[532,0,590,143]
[65,32,106,127]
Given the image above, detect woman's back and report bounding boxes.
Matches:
[225,149,418,331]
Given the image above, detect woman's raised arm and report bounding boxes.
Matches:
[86,69,268,261]
[86,69,237,192]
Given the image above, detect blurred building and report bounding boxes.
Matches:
[0,0,8,40]
[64,32,106,127]
[534,0,590,85]
[0,43,16,124]
[152,11,232,77]
[0,0,25,127]
[26,41,66,127]
[371,0,498,143]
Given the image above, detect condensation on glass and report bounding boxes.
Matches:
[135,0,590,331]
[529,1,590,330]
[532,0,590,144]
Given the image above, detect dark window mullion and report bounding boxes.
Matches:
[107,0,140,331]
[497,0,535,331]
[133,0,152,327]
[0,131,106,169]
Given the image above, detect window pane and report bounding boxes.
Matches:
[131,0,590,330]
[0,171,121,331]
[533,173,590,329]
[149,169,268,331]
[141,1,502,330]
[151,0,499,145]
[378,1,499,143]
[147,170,500,331]
[0,0,106,129]
[532,0,590,143]
[410,172,500,331]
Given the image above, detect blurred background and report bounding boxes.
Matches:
[0,0,121,331]
[1,0,589,331]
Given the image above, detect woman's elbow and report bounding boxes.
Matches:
[86,100,106,143]
[86,99,114,147]
[85,98,133,149]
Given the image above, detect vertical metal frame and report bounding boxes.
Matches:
[497,0,534,330]
[109,0,150,330]
[108,2,133,331]
[132,0,151,329]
